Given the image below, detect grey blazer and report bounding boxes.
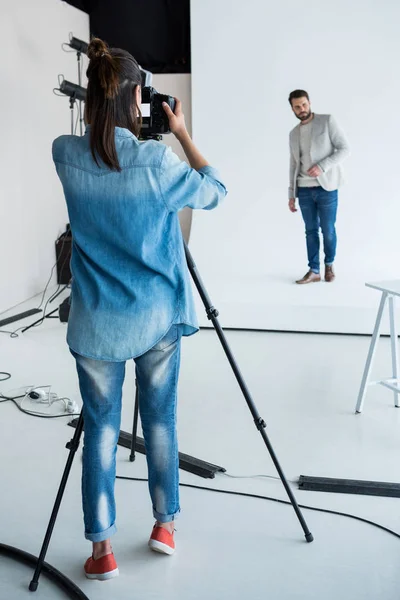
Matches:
[289,114,350,199]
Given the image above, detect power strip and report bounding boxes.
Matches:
[27,387,78,415]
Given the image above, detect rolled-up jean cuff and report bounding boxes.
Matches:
[153,508,180,523]
[85,523,117,542]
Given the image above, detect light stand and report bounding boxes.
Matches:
[67,35,88,138]
[58,76,86,135]
[51,43,87,320]
[76,52,84,136]
[69,95,76,136]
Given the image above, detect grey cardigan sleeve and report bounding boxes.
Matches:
[318,115,350,173]
[288,140,297,199]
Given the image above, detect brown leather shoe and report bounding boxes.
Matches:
[296,270,321,285]
[325,265,335,282]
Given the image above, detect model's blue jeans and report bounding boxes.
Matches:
[297,187,338,274]
[71,325,182,542]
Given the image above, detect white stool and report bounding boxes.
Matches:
[356,281,400,413]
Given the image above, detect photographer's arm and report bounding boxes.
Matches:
[288,137,297,212]
[160,99,227,212]
[175,130,209,171]
[163,100,208,171]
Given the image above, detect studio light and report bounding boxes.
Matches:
[68,34,88,54]
[59,79,87,102]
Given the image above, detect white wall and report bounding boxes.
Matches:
[0,0,89,313]
[190,0,400,333]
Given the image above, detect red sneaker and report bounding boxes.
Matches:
[148,525,175,555]
[84,553,119,580]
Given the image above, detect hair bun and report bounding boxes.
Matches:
[87,37,110,60]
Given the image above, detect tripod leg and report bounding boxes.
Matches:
[29,412,84,592]
[184,242,313,543]
[129,382,139,462]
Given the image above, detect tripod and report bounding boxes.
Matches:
[29,240,313,592]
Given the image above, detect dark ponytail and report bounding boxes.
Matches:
[85,38,142,171]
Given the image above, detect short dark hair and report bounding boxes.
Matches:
[86,38,142,172]
[288,90,310,106]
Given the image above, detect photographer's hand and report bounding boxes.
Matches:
[163,99,209,171]
[163,99,186,137]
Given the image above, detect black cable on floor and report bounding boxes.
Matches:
[0,543,89,600]
[116,475,400,541]
[0,372,11,382]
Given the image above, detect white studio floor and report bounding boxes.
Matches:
[2,293,400,599]
[192,269,400,335]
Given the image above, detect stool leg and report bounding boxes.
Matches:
[389,296,400,408]
[356,292,388,413]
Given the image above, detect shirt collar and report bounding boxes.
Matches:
[85,125,137,139]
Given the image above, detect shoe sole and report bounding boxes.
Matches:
[296,279,321,284]
[85,568,119,581]
[148,540,175,555]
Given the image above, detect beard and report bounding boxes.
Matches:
[297,110,312,122]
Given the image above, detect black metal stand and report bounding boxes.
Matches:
[130,384,140,462]
[20,285,70,333]
[28,240,313,592]
[76,52,84,137]
[20,283,70,333]
[69,96,77,136]
[21,308,59,334]
[49,284,69,304]
[183,242,314,544]
[29,414,84,592]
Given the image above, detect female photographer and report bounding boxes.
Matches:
[52,37,226,580]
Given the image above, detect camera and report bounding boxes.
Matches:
[140,86,176,138]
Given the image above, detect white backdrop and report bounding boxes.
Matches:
[0,0,89,314]
[189,0,400,333]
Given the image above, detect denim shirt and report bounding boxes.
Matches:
[52,127,227,361]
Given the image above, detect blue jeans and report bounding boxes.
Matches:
[297,187,338,274]
[71,325,182,542]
